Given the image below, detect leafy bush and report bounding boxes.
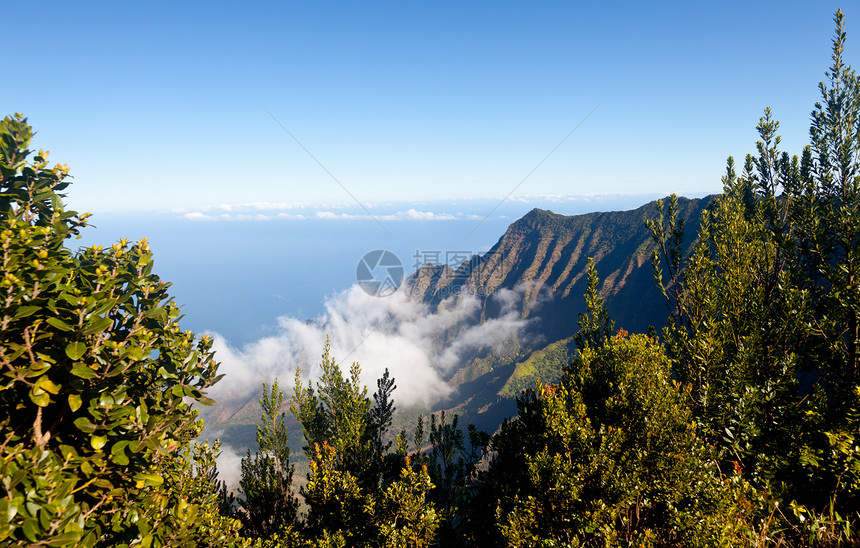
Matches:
[486,331,755,546]
[0,114,244,546]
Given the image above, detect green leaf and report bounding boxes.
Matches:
[22,517,38,541]
[35,376,60,395]
[58,444,78,460]
[30,389,50,407]
[46,317,74,332]
[39,506,51,532]
[3,500,17,523]
[46,532,83,546]
[111,440,130,466]
[70,364,97,380]
[127,346,144,361]
[65,342,87,360]
[87,298,115,318]
[134,472,164,487]
[68,393,82,412]
[91,435,107,451]
[25,500,39,518]
[92,478,113,489]
[73,417,97,433]
[80,531,98,547]
[82,316,111,335]
[156,366,177,380]
[12,305,39,319]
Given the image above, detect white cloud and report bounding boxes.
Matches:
[380,209,458,221]
[181,211,308,221]
[199,275,533,487]
[206,285,530,410]
[212,437,246,490]
[180,209,463,222]
[315,211,361,220]
[182,212,208,221]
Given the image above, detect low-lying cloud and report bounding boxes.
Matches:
[207,283,529,486]
[206,284,530,411]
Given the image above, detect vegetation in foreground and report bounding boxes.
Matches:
[3,9,860,547]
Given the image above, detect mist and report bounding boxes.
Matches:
[206,283,530,412]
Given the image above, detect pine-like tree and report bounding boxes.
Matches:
[573,257,615,352]
[238,379,298,539]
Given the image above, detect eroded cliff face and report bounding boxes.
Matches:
[407,195,714,346]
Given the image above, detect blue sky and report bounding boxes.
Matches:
[6,1,852,214]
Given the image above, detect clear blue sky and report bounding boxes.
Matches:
[5,1,852,213]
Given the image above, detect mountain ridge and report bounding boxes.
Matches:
[407,196,713,342]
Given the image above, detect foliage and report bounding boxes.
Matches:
[645,193,687,318]
[128,439,250,547]
[291,337,371,483]
[409,411,489,546]
[786,11,860,439]
[364,368,397,488]
[646,9,860,541]
[498,335,576,398]
[302,441,369,544]
[0,114,243,546]
[487,331,755,547]
[650,133,811,494]
[372,458,439,548]
[573,257,615,352]
[281,340,441,546]
[239,378,298,539]
[10,9,860,548]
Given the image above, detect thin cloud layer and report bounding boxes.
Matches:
[183,209,464,222]
[174,194,667,222]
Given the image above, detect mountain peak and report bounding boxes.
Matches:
[408,194,716,337]
[513,208,562,228]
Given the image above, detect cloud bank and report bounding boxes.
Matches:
[207,283,529,485]
[207,284,529,410]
